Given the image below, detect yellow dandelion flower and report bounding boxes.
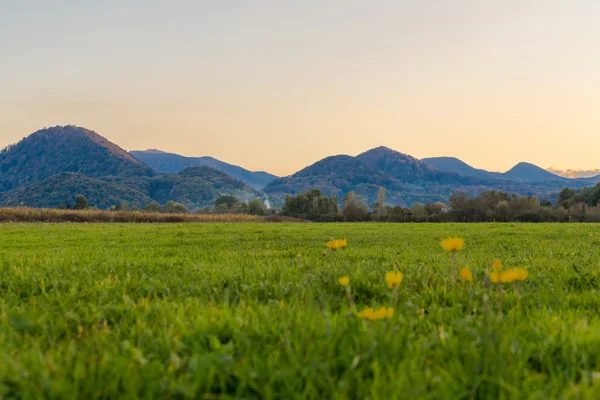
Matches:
[459,268,472,282]
[490,271,500,283]
[327,239,348,251]
[512,268,528,281]
[441,237,465,252]
[357,307,394,320]
[492,259,502,272]
[338,276,350,287]
[385,271,403,289]
[327,240,339,250]
[500,270,517,283]
[375,307,388,320]
[358,308,376,320]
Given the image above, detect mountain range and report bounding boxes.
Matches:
[129,150,277,190]
[421,157,573,182]
[0,126,259,209]
[264,147,599,207]
[0,125,598,209]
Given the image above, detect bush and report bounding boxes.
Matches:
[163,201,188,214]
[73,195,88,210]
[144,201,162,213]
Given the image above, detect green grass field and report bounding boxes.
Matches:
[2,223,600,399]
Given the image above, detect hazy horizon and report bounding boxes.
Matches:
[2,1,599,176]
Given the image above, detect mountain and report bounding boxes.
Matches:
[0,126,152,191]
[1,127,597,210]
[503,162,566,182]
[266,147,598,207]
[103,166,260,207]
[422,157,571,182]
[130,150,278,189]
[356,147,499,185]
[265,155,403,195]
[264,154,419,205]
[357,147,441,182]
[421,157,502,180]
[0,126,260,209]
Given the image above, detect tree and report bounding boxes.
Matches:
[248,199,266,216]
[411,203,427,220]
[74,194,88,210]
[115,201,130,211]
[144,201,162,213]
[281,190,339,220]
[215,195,239,209]
[373,187,387,218]
[558,188,576,208]
[495,200,510,221]
[449,192,468,210]
[164,201,188,214]
[342,191,368,222]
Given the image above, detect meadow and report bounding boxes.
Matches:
[1,222,600,399]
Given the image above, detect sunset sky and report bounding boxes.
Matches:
[1,1,599,176]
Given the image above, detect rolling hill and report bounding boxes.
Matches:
[0,126,153,191]
[422,156,571,182]
[503,162,566,182]
[0,126,260,209]
[421,157,502,180]
[130,150,278,189]
[1,127,598,209]
[266,147,599,207]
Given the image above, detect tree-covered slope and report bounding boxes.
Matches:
[0,126,262,209]
[0,173,153,209]
[0,126,153,191]
[130,150,278,189]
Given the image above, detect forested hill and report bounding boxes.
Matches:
[0,126,260,209]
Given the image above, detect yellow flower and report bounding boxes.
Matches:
[327,239,348,251]
[492,259,502,272]
[338,276,350,287]
[357,307,394,320]
[441,237,465,252]
[357,308,375,320]
[490,271,500,283]
[512,268,528,281]
[500,270,517,283]
[459,268,472,282]
[492,267,525,284]
[385,271,403,288]
[374,307,387,320]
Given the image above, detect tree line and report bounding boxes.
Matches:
[281,182,600,222]
[57,181,600,222]
[57,194,269,216]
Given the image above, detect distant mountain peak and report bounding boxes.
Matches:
[503,162,565,182]
[0,125,152,191]
[36,125,142,164]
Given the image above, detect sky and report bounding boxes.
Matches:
[1,1,599,176]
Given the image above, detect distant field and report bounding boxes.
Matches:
[2,223,600,398]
